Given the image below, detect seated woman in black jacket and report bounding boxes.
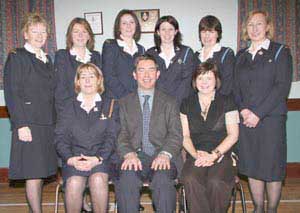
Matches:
[180,62,239,213]
[55,63,118,213]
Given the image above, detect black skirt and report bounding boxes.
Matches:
[9,125,57,180]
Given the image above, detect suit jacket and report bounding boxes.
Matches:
[117,89,183,164]
[4,48,55,129]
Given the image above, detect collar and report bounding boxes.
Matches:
[248,39,270,59]
[70,47,92,63]
[198,90,216,101]
[24,42,48,63]
[138,88,155,97]
[117,39,138,56]
[159,46,176,68]
[76,92,102,110]
[198,43,221,62]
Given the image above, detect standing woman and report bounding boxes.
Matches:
[102,9,145,99]
[55,17,101,114]
[147,15,195,105]
[234,10,292,213]
[3,13,57,212]
[195,15,235,95]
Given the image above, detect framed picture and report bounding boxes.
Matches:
[133,9,160,33]
[84,12,103,35]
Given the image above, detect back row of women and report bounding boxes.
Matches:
[4,8,292,213]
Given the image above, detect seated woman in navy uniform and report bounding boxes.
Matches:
[146,15,195,105]
[55,17,102,114]
[102,9,145,99]
[54,63,118,213]
[3,13,57,213]
[194,15,235,95]
[180,62,239,213]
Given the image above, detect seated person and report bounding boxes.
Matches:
[117,55,183,213]
[180,62,239,213]
[54,63,118,213]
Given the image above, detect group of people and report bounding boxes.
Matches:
[3,8,292,213]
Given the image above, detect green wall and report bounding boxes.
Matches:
[0,112,300,167]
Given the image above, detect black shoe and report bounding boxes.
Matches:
[81,207,93,213]
[139,204,145,211]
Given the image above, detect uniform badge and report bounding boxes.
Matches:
[178,59,182,64]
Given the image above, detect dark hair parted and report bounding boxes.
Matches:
[154,16,182,52]
[192,61,221,91]
[66,17,95,50]
[113,9,141,41]
[134,54,159,71]
[198,15,222,43]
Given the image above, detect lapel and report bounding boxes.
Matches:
[149,89,163,132]
[131,92,143,138]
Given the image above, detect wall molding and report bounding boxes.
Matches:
[0,106,9,118]
[1,163,300,182]
[287,99,300,111]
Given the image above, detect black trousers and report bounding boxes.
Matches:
[181,156,235,213]
[117,152,177,213]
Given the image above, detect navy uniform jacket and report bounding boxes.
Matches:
[54,49,102,113]
[4,48,55,129]
[102,39,145,99]
[54,96,119,163]
[234,41,292,119]
[146,45,195,105]
[195,46,235,95]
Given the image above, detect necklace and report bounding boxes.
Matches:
[200,100,211,120]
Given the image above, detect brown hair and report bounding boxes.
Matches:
[134,54,159,71]
[242,10,274,41]
[154,15,182,53]
[192,61,221,91]
[21,13,49,35]
[66,17,95,50]
[113,9,141,41]
[198,15,222,44]
[74,63,104,94]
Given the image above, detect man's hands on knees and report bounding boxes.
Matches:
[121,152,142,171]
[151,153,171,170]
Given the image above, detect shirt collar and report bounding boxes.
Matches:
[24,42,48,63]
[76,92,102,110]
[248,39,270,59]
[198,43,222,62]
[138,88,155,97]
[159,47,176,68]
[70,47,92,63]
[117,39,138,56]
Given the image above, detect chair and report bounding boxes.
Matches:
[54,178,116,213]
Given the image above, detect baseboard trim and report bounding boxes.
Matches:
[1,163,300,183]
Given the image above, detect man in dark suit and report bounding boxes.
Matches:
[117,54,183,213]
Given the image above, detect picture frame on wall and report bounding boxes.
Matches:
[84,12,103,35]
[133,9,160,33]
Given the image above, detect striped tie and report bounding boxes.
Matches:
[142,95,155,155]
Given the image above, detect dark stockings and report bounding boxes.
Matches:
[248,178,282,213]
[25,179,43,213]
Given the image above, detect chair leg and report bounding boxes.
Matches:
[54,184,61,213]
[232,185,237,213]
[182,186,187,213]
[238,182,247,213]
